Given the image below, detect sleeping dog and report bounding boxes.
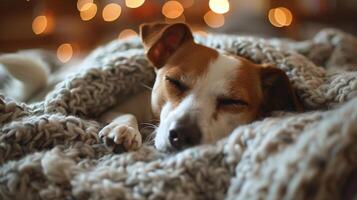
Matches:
[99,22,302,152]
[0,22,302,153]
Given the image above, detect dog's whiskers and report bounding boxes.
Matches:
[139,122,157,145]
[144,129,156,144]
[141,122,158,129]
[140,82,153,91]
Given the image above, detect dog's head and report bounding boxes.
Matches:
[140,22,302,152]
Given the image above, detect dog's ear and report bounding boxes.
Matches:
[139,22,193,68]
[259,65,303,116]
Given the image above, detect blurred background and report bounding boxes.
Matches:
[0,0,356,63]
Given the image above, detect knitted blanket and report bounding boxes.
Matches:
[1,29,357,200]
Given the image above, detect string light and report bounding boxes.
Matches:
[125,0,145,8]
[268,9,282,27]
[268,7,293,27]
[32,16,47,35]
[204,11,225,28]
[279,7,293,26]
[274,8,287,26]
[77,0,93,11]
[209,0,230,14]
[162,1,184,19]
[102,3,121,22]
[57,43,73,63]
[80,3,97,21]
[32,15,54,35]
[118,29,138,39]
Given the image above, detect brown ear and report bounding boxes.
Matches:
[139,22,193,68]
[259,66,303,116]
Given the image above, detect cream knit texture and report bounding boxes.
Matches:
[0,29,357,200]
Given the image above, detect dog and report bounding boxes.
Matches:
[0,22,302,153]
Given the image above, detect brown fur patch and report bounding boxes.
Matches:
[228,57,263,106]
[213,56,264,121]
[166,41,219,78]
[140,23,194,68]
[152,41,219,114]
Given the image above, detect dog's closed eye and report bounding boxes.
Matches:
[165,76,188,92]
[217,97,248,108]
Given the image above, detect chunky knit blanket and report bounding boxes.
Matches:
[1,29,357,200]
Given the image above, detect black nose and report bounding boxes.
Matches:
[168,119,202,150]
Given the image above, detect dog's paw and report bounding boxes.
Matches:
[99,123,142,151]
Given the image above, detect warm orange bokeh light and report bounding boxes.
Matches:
[80,3,97,21]
[209,0,230,14]
[32,15,54,35]
[32,16,47,35]
[118,29,138,40]
[125,0,145,8]
[204,11,225,28]
[268,9,282,27]
[274,8,287,26]
[77,0,93,11]
[162,1,184,19]
[268,7,293,27]
[102,3,121,22]
[279,7,293,26]
[57,43,73,63]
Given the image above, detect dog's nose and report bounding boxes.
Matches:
[168,119,202,150]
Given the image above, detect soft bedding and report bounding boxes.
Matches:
[0,28,357,200]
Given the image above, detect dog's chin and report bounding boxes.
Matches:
[154,128,173,153]
[154,141,171,153]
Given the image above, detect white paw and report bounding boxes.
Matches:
[99,123,142,151]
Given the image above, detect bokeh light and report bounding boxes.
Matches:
[57,43,73,63]
[32,15,54,35]
[118,29,138,39]
[204,11,225,28]
[102,3,121,22]
[268,9,282,27]
[80,3,97,21]
[77,0,93,11]
[32,16,47,35]
[209,0,230,14]
[162,1,184,19]
[279,7,293,26]
[125,0,145,8]
[268,7,293,27]
[274,8,287,26]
